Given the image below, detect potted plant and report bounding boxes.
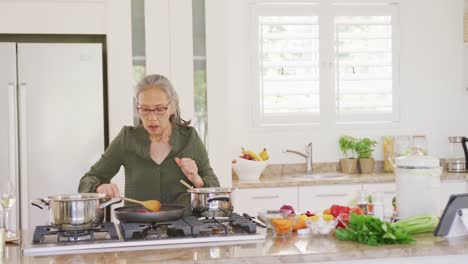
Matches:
[355,138,378,174]
[339,135,358,174]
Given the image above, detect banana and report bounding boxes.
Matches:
[241,147,248,155]
[242,147,264,161]
[259,148,269,161]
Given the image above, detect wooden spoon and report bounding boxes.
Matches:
[122,197,161,212]
[179,179,194,190]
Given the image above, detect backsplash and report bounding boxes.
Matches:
[232,160,385,179]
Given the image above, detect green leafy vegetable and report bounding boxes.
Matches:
[391,215,439,235]
[335,213,415,246]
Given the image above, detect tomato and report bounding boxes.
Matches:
[351,207,363,215]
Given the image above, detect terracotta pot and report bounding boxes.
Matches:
[340,158,358,174]
[359,158,375,174]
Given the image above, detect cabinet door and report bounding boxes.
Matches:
[363,183,396,209]
[298,184,362,213]
[0,42,19,231]
[17,43,104,230]
[234,187,298,216]
[441,181,467,209]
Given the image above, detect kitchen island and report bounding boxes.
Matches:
[5,231,468,263]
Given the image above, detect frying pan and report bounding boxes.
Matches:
[114,204,185,223]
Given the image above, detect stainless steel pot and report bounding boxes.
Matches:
[31,193,121,231]
[188,187,236,217]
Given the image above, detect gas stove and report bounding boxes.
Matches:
[120,213,257,240]
[23,213,266,256]
[32,222,119,244]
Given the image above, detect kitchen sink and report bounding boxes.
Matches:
[290,172,350,179]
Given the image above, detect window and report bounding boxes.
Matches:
[252,3,399,126]
[192,0,208,145]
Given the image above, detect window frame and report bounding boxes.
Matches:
[250,3,400,128]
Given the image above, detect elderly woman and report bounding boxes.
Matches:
[78,74,219,212]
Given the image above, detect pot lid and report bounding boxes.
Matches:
[395,155,440,168]
[187,187,236,193]
[46,193,107,201]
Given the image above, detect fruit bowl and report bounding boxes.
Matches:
[257,209,292,229]
[232,157,268,180]
[306,214,338,236]
[271,216,297,237]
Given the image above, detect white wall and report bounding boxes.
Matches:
[206,0,468,182]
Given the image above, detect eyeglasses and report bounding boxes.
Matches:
[137,104,169,116]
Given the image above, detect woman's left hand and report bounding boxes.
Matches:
[175,157,204,187]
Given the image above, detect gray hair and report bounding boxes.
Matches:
[135,74,190,127]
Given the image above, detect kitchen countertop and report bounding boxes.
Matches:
[233,171,468,189]
[5,231,468,263]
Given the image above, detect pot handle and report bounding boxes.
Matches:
[462,137,468,170]
[207,196,231,202]
[31,198,49,210]
[99,197,122,209]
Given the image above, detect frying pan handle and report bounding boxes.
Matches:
[31,198,49,210]
[99,197,123,209]
[207,196,230,202]
[462,137,468,170]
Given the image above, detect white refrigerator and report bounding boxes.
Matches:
[0,42,105,231]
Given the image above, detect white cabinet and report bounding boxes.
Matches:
[298,184,362,212]
[234,187,298,216]
[440,181,467,209]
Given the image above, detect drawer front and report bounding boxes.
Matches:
[298,184,362,213]
[234,187,298,216]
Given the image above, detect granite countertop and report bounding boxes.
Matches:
[233,170,468,189]
[6,231,468,263]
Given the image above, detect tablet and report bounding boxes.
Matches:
[434,193,468,237]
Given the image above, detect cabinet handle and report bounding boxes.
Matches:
[384,191,395,195]
[8,82,18,186]
[252,195,280,200]
[315,193,347,197]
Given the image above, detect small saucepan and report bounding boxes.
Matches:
[188,187,236,217]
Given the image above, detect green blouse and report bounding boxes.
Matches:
[78,125,220,214]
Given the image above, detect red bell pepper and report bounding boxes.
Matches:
[330,204,351,218]
[336,213,350,229]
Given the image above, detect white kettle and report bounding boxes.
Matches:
[395,155,442,219]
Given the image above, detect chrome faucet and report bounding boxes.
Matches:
[283,142,313,174]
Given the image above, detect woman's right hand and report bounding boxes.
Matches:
[96,183,120,198]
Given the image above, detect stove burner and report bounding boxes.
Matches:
[59,230,93,242]
[32,222,119,244]
[119,213,257,241]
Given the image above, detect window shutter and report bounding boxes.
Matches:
[259,16,320,116]
[334,16,394,121]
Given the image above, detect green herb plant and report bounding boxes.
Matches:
[335,213,415,246]
[355,138,378,159]
[339,135,357,158]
